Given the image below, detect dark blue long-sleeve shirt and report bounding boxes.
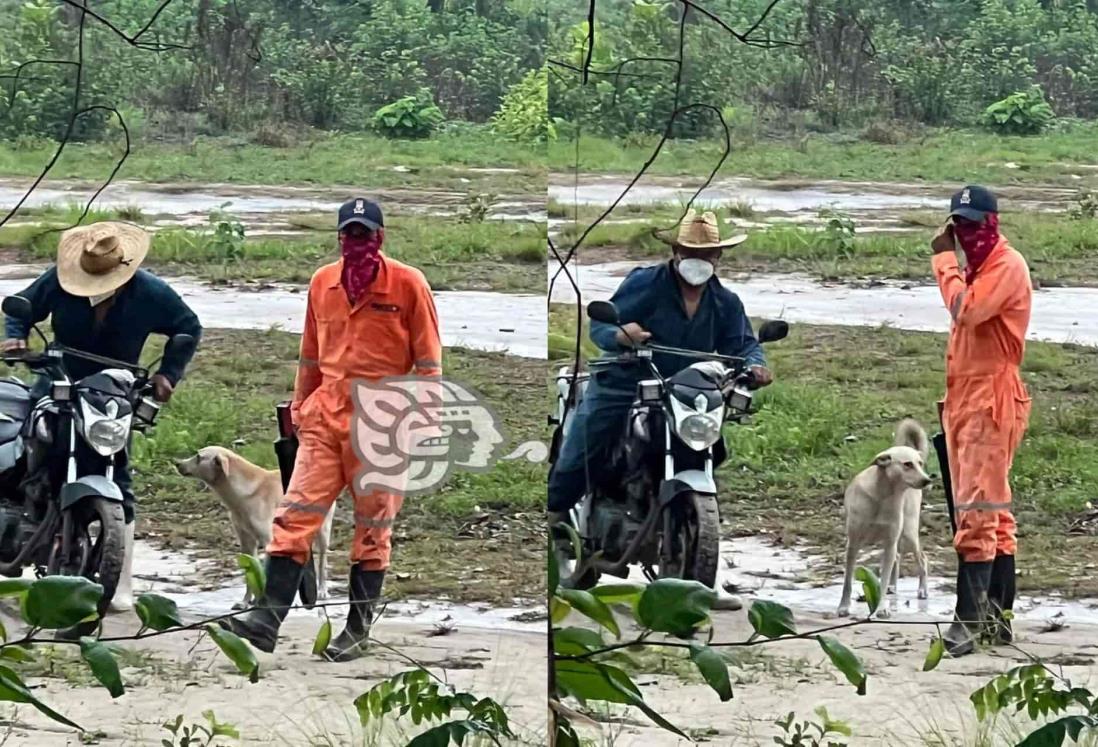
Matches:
[4,267,202,385]
[590,261,766,390]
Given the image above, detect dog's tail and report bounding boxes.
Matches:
[895,418,930,461]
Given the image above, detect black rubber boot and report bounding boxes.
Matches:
[219,555,304,653]
[54,618,99,642]
[944,559,993,657]
[987,554,1016,644]
[324,566,384,663]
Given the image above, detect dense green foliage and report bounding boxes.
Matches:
[0,0,544,143]
[549,0,1098,138]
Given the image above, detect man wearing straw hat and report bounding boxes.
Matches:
[2,221,203,613]
[548,209,773,606]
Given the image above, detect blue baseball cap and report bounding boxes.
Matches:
[950,185,998,222]
[338,197,383,231]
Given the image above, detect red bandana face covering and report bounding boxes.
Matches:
[340,229,384,304]
[953,213,1000,284]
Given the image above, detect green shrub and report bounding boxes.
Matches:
[981,87,1056,134]
[371,90,445,139]
[491,66,552,143]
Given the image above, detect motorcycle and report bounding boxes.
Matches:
[0,294,194,623]
[549,299,788,590]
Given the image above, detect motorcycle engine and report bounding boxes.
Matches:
[589,501,645,564]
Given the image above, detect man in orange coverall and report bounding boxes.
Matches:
[931,185,1032,657]
[222,197,442,660]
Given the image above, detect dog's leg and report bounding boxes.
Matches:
[234,524,256,611]
[913,537,929,601]
[837,537,858,617]
[876,535,900,619]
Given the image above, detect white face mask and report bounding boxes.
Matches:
[88,290,116,307]
[676,257,715,286]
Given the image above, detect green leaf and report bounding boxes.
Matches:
[855,566,881,615]
[689,644,733,702]
[0,647,34,663]
[0,664,81,729]
[205,625,260,683]
[636,579,716,637]
[550,597,572,624]
[135,594,183,631]
[22,576,103,630]
[79,637,124,698]
[555,659,690,738]
[818,635,867,695]
[553,626,605,656]
[0,579,32,598]
[237,555,266,600]
[555,659,635,705]
[1017,715,1098,747]
[591,584,644,609]
[748,600,797,639]
[923,636,945,672]
[558,589,620,638]
[312,618,332,657]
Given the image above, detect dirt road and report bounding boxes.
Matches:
[568,608,1098,746]
[0,609,546,746]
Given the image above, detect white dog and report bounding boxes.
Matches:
[837,418,933,618]
[175,446,334,608]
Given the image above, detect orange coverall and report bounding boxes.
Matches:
[932,238,1032,562]
[268,255,442,570]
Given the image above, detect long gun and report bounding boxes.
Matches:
[275,401,318,608]
[931,400,958,538]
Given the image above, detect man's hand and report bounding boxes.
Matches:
[615,322,652,348]
[150,374,175,403]
[931,221,956,254]
[0,339,27,354]
[748,365,773,388]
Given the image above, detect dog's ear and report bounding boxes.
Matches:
[208,452,228,480]
[874,453,892,469]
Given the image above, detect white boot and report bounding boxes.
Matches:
[109,521,135,613]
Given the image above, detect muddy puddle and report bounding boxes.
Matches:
[120,539,544,633]
[0,273,547,359]
[0,179,543,235]
[550,174,1075,231]
[716,535,1098,626]
[550,260,1097,347]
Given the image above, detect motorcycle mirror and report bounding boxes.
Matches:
[586,300,620,325]
[1,295,33,322]
[757,320,789,344]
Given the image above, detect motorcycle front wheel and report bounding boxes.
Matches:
[49,498,125,620]
[656,491,720,589]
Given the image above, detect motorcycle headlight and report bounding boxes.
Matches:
[668,396,724,450]
[78,400,132,456]
[677,413,722,450]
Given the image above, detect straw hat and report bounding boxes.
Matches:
[56,222,150,297]
[658,209,748,249]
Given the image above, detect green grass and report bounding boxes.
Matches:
[553,206,1098,286]
[549,124,1098,187]
[62,328,549,605]
[0,129,544,191]
[549,306,1098,596]
[2,211,547,292]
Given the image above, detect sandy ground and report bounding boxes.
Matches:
[569,608,1098,747]
[0,608,547,746]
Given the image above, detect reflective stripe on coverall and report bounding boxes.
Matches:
[932,238,1032,563]
[268,255,442,570]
